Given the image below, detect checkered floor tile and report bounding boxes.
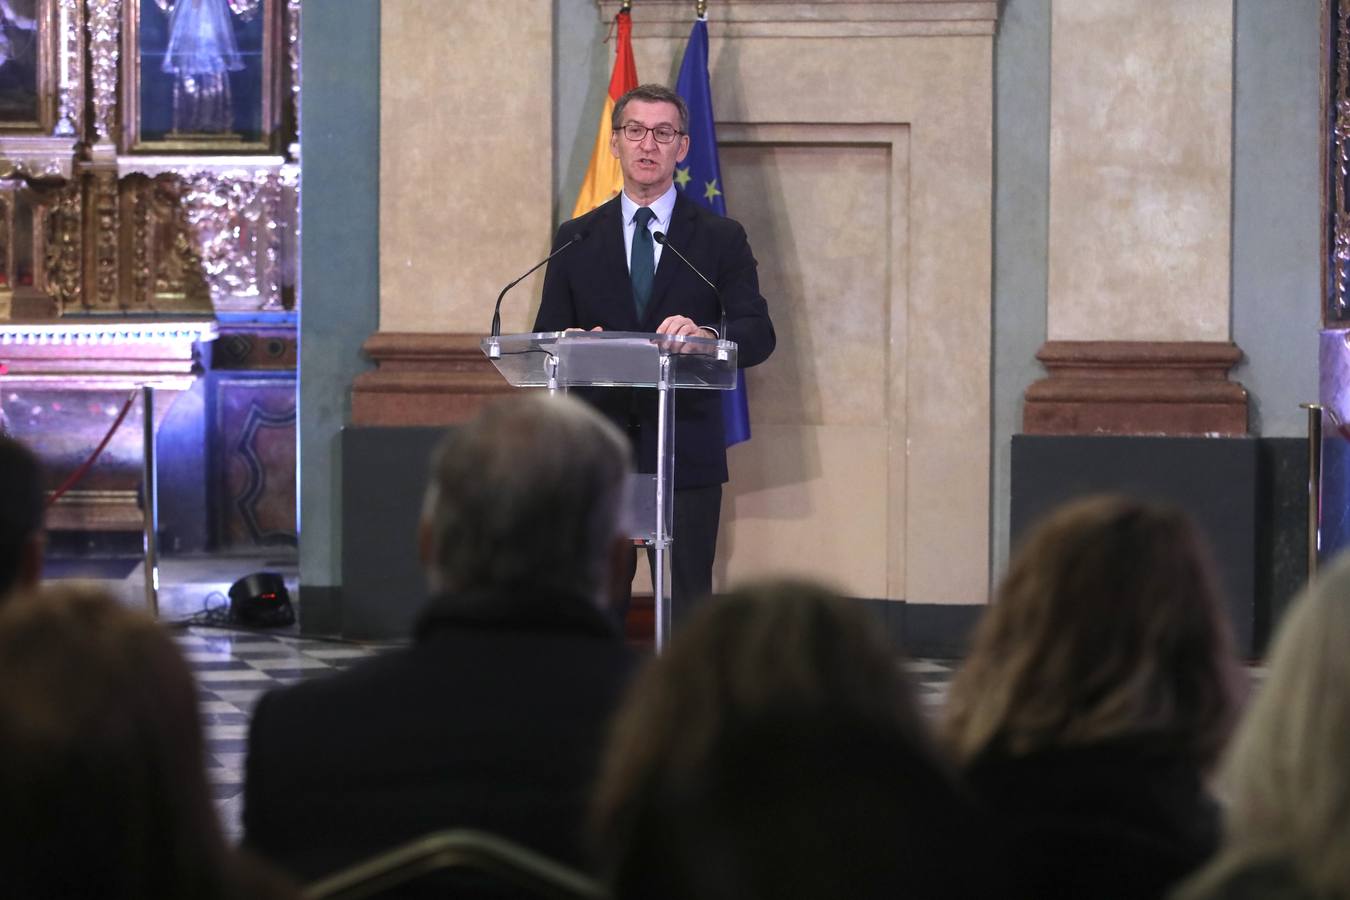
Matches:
[176,628,396,842]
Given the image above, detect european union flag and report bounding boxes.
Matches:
[675,17,752,447]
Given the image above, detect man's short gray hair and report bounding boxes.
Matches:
[422,394,631,604]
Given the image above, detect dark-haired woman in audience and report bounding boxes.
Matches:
[1175,552,1350,900]
[592,580,998,900]
[944,495,1244,899]
[0,584,297,900]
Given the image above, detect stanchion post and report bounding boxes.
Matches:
[142,385,160,616]
[1303,403,1323,579]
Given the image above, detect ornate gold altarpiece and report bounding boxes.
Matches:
[0,0,298,548]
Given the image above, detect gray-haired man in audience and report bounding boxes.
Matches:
[241,394,636,884]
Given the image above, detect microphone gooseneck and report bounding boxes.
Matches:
[489,229,589,340]
[652,231,727,341]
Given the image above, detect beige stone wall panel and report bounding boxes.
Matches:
[380,0,554,334]
[719,424,890,598]
[1047,0,1233,343]
[719,140,892,428]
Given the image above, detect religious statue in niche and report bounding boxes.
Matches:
[157,0,258,134]
[0,0,40,126]
[133,0,273,149]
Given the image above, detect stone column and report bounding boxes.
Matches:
[1023,0,1247,435]
[351,0,552,424]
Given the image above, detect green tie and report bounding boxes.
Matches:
[630,207,656,319]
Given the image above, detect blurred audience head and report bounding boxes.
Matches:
[0,584,288,899]
[592,580,983,900]
[420,393,631,607]
[0,435,43,600]
[1181,552,1350,896]
[945,494,1241,769]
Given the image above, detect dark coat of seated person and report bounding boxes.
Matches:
[591,580,1003,900]
[0,435,45,603]
[242,394,637,886]
[0,584,297,900]
[943,495,1244,900]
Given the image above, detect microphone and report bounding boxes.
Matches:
[653,231,727,344]
[487,229,589,358]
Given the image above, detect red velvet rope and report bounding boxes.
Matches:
[45,390,139,509]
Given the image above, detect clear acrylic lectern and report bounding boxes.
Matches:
[483,330,737,650]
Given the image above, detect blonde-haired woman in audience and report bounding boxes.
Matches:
[592,580,1000,900]
[0,584,296,900]
[1175,552,1350,900]
[944,495,1244,899]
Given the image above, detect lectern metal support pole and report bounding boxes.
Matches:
[654,352,672,652]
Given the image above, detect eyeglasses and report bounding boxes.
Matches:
[617,123,683,144]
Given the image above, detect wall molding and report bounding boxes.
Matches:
[596,0,998,38]
[350,332,512,426]
[1023,340,1248,436]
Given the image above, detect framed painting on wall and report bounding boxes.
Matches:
[123,0,281,152]
[0,0,57,133]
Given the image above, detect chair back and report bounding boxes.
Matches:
[303,829,605,900]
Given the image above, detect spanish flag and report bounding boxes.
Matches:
[571,9,638,219]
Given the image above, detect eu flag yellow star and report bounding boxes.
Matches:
[674,166,692,189]
[703,179,722,203]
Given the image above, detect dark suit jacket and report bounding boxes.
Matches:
[534,192,775,488]
[241,589,634,884]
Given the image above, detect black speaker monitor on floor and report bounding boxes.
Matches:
[228,572,295,628]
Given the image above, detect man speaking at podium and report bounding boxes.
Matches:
[534,83,775,625]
